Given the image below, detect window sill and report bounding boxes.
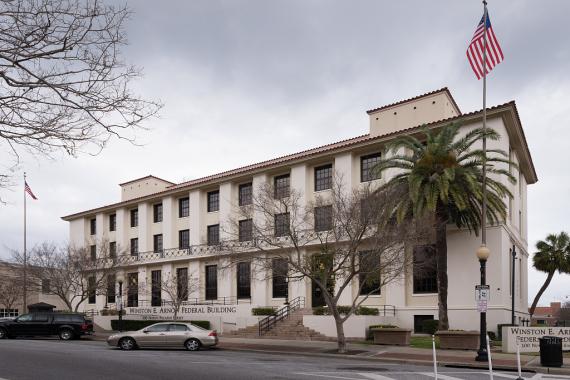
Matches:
[411,292,437,297]
[207,210,219,214]
[314,188,332,194]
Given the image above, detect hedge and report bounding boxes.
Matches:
[312,306,379,316]
[421,319,439,335]
[251,307,276,316]
[110,319,211,331]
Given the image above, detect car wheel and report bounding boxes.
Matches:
[185,338,201,351]
[119,337,136,351]
[59,329,74,341]
[0,328,7,339]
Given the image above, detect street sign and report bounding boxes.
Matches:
[475,285,490,301]
[477,300,488,313]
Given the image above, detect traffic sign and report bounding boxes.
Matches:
[477,300,488,313]
[475,285,490,301]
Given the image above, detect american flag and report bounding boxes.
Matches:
[25,181,38,200]
[467,11,504,80]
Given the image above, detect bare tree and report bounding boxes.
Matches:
[0,276,23,312]
[0,0,161,189]
[159,271,199,320]
[222,178,433,353]
[12,241,120,312]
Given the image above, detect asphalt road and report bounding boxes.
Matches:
[0,338,568,380]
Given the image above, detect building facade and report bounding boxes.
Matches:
[62,88,537,335]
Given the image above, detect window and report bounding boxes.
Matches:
[274,174,290,199]
[107,274,116,304]
[359,251,381,295]
[88,276,96,304]
[237,262,251,299]
[207,190,219,212]
[205,265,218,300]
[239,219,253,242]
[207,224,219,246]
[109,242,117,259]
[153,203,163,223]
[169,324,188,332]
[179,197,189,217]
[272,259,288,298]
[176,268,189,301]
[130,238,139,256]
[90,218,96,235]
[109,214,116,232]
[361,152,382,182]
[413,245,437,294]
[239,183,253,206]
[41,279,50,294]
[274,212,290,237]
[146,324,169,333]
[314,164,333,191]
[130,208,139,227]
[179,229,190,249]
[127,273,138,307]
[151,270,162,307]
[90,245,97,261]
[0,309,18,318]
[314,205,333,232]
[153,234,163,253]
[414,315,435,333]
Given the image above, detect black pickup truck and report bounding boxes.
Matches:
[0,313,94,340]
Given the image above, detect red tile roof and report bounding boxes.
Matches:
[366,87,462,116]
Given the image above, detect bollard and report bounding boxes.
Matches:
[516,342,523,380]
[486,334,494,380]
[432,334,438,380]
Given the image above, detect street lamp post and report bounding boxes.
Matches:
[475,245,490,362]
[511,245,517,325]
[116,273,124,332]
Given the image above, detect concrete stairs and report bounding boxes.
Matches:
[224,308,331,341]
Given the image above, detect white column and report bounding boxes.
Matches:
[189,190,202,245]
[163,196,174,249]
[219,182,233,241]
[188,260,201,301]
[218,257,232,301]
[251,254,269,306]
[161,263,174,303]
[334,152,353,192]
[290,164,308,215]
[138,202,150,252]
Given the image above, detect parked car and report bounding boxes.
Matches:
[0,313,94,340]
[107,322,218,351]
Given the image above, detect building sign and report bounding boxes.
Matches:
[127,305,237,317]
[502,326,570,353]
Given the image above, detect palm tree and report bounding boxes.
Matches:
[529,232,570,317]
[376,123,515,330]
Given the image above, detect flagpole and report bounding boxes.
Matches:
[23,172,27,313]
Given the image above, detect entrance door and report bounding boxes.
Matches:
[311,281,326,307]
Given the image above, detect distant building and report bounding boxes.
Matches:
[531,302,561,326]
[62,88,536,336]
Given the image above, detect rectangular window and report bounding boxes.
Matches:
[274,212,290,237]
[109,242,117,259]
[130,208,139,227]
[205,265,218,300]
[207,190,219,212]
[179,229,190,249]
[414,315,435,333]
[109,214,116,232]
[413,245,437,294]
[237,262,251,299]
[0,309,19,318]
[360,152,382,182]
[107,274,116,304]
[314,205,333,232]
[207,224,220,246]
[239,183,253,206]
[127,273,138,307]
[151,270,162,307]
[274,174,290,199]
[179,197,189,218]
[153,203,163,223]
[176,268,189,301]
[359,251,381,295]
[130,238,139,256]
[239,219,253,242]
[90,218,96,235]
[272,258,288,298]
[314,164,333,191]
[90,245,97,261]
[153,234,163,253]
[41,279,50,294]
[88,276,96,304]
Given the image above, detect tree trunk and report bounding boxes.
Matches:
[435,209,449,331]
[333,313,347,353]
[529,271,555,317]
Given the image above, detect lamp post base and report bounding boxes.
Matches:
[475,348,488,362]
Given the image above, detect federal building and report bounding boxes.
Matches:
[62,88,536,337]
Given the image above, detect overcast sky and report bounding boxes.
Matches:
[1,0,569,306]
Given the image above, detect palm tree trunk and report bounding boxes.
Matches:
[529,271,555,317]
[435,209,449,331]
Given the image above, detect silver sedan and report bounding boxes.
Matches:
[107,322,218,351]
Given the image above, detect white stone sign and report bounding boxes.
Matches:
[502,326,570,353]
[126,305,240,320]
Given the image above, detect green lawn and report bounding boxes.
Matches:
[410,336,439,349]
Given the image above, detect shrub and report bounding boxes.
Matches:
[312,306,326,315]
[100,309,125,316]
[251,307,276,316]
[421,319,439,335]
[369,324,399,329]
[357,306,379,316]
[312,305,379,316]
[488,331,497,341]
[110,319,211,331]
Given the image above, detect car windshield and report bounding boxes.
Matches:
[16,314,32,322]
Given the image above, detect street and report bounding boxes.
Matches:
[0,339,569,380]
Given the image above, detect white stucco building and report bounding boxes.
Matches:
[62,88,537,336]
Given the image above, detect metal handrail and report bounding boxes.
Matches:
[258,296,305,336]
